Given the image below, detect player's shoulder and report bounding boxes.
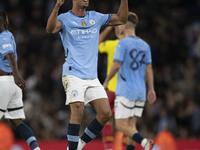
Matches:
[88,10,104,17]
[0,30,13,42]
[58,11,70,18]
[138,37,150,48]
[129,36,150,48]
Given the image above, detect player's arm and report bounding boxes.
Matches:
[46,0,64,33]
[99,26,113,43]
[146,64,156,104]
[103,62,121,89]
[108,0,128,26]
[6,53,25,90]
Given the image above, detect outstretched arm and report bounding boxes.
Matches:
[6,53,26,90]
[108,0,128,26]
[46,0,64,33]
[99,26,113,43]
[103,62,121,89]
[146,64,156,104]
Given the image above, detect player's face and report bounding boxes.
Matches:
[76,0,89,8]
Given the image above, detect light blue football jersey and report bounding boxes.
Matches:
[114,36,152,101]
[0,30,17,73]
[57,11,111,79]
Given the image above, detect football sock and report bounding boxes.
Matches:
[131,132,144,144]
[67,123,80,150]
[132,132,148,148]
[16,123,39,150]
[81,118,103,143]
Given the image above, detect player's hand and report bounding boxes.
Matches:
[13,74,26,90]
[147,90,156,104]
[56,0,65,7]
[103,81,108,90]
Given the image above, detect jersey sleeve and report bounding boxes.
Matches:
[113,40,126,63]
[0,37,14,58]
[145,44,152,64]
[95,12,111,27]
[57,14,64,30]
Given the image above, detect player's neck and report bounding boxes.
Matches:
[125,30,136,37]
[71,6,86,17]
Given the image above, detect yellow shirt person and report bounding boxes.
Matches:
[99,39,119,92]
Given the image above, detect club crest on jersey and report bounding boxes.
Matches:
[71,90,78,97]
[81,21,87,27]
[89,19,95,25]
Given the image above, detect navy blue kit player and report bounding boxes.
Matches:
[103,12,156,150]
[0,11,40,150]
[46,0,128,149]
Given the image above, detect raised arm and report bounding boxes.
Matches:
[146,64,156,104]
[6,53,26,90]
[46,0,64,33]
[108,0,128,26]
[99,26,113,43]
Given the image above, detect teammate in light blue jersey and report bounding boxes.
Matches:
[46,0,128,149]
[104,12,156,150]
[0,11,40,150]
[114,35,152,102]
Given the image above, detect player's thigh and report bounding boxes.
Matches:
[115,118,129,128]
[86,79,110,115]
[5,85,25,119]
[89,98,111,116]
[69,102,85,124]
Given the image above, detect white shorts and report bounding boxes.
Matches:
[0,76,25,119]
[62,75,108,105]
[114,96,145,119]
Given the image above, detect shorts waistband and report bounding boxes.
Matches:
[0,76,14,81]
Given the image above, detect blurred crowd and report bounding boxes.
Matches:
[0,0,200,140]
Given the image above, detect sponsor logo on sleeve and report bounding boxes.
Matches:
[2,43,12,49]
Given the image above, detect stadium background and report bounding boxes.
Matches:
[0,0,200,149]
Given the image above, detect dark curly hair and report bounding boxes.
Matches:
[0,11,9,33]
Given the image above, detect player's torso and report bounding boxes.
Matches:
[59,11,105,79]
[116,36,149,100]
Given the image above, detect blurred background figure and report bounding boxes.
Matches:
[0,122,14,150]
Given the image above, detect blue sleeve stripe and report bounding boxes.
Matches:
[67,135,79,142]
[2,50,14,59]
[113,59,122,63]
[105,14,112,25]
